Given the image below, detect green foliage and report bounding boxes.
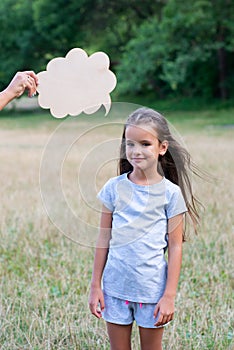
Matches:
[117,0,234,99]
[32,0,93,54]
[0,0,234,100]
[0,0,35,84]
[117,18,166,94]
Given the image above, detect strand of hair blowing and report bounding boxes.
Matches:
[158,135,202,239]
[118,108,202,240]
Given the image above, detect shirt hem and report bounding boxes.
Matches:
[103,289,164,304]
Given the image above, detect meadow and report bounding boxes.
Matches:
[0,105,233,349]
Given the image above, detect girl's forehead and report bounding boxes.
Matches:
[125,124,158,139]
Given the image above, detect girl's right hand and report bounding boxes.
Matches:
[88,286,105,318]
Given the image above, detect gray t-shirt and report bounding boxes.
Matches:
[97,173,187,303]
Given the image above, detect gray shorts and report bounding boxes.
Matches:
[102,293,170,329]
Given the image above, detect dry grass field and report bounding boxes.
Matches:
[0,108,233,349]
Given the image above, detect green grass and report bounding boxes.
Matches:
[114,93,234,112]
[1,97,234,133]
[0,107,233,349]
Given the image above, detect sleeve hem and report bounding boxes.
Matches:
[167,209,187,219]
[97,194,114,212]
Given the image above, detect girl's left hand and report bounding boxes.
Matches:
[153,295,175,327]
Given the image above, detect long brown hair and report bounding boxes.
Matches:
[118,107,202,239]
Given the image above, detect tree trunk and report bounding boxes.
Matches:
[217,39,228,99]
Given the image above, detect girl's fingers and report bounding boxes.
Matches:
[99,293,105,311]
[155,312,173,326]
[89,302,100,318]
[89,297,104,319]
[93,309,102,318]
[89,288,105,319]
[94,305,103,319]
[155,313,163,326]
[162,315,169,325]
[153,304,159,319]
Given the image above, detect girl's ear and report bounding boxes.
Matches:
[159,140,168,156]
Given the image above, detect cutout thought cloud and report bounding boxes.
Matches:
[37,48,117,118]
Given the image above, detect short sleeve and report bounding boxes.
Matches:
[165,186,187,219]
[97,179,115,212]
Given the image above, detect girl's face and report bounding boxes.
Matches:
[125,124,168,173]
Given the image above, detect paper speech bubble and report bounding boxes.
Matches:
[37,48,117,118]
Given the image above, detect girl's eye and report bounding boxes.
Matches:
[126,142,134,147]
[142,142,151,146]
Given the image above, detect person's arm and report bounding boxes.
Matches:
[0,71,38,111]
[89,205,112,318]
[154,213,183,326]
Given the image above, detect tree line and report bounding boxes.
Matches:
[0,0,233,100]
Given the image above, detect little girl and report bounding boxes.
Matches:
[89,107,200,350]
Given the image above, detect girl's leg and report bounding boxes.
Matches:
[139,327,164,350]
[106,322,133,350]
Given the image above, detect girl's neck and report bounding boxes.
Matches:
[128,169,163,186]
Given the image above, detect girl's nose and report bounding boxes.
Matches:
[133,145,142,155]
